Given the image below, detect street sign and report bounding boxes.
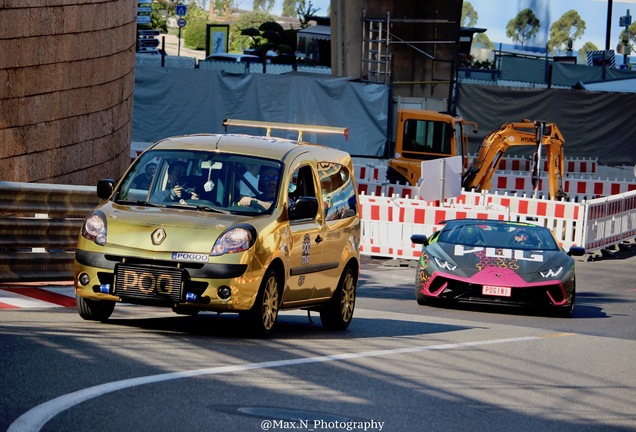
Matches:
[138,38,159,48]
[136,15,151,24]
[176,4,187,16]
[177,18,187,28]
[137,6,152,13]
[138,29,160,37]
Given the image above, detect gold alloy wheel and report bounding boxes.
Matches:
[261,275,279,331]
[340,272,355,323]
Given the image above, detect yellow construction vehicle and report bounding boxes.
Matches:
[386,109,477,185]
[461,120,568,200]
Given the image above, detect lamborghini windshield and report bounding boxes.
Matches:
[437,220,560,250]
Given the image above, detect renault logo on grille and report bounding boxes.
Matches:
[152,228,166,245]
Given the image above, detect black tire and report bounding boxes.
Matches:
[76,296,115,322]
[554,288,575,318]
[320,266,357,330]
[416,287,429,305]
[239,269,280,337]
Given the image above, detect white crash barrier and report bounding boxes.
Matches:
[353,155,598,185]
[358,194,509,259]
[358,187,636,259]
[490,171,636,201]
[353,156,636,258]
[583,191,636,250]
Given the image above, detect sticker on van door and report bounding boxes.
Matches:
[302,234,311,265]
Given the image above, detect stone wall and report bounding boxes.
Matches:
[0,0,136,185]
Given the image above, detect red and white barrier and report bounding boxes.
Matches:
[353,157,636,258]
[465,154,597,174]
[582,190,636,250]
[359,194,509,259]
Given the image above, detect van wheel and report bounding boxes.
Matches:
[76,297,115,322]
[320,266,356,330]
[240,269,280,337]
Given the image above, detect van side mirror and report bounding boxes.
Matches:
[96,179,116,200]
[289,196,318,220]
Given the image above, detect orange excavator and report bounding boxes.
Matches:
[461,120,568,200]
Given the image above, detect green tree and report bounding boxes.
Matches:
[210,0,237,19]
[231,10,278,52]
[461,1,478,27]
[474,33,494,50]
[147,0,175,33]
[297,1,321,29]
[282,0,299,17]
[579,41,598,63]
[548,10,586,54]
[506,8,540,46]
[253,0,275,12]
[624,21,636,54]
[182,3,209,49]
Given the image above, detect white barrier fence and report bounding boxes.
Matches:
[583,191,636,250]
[359,194,509,259]
[354,155,636,258]
[358,188,636,259]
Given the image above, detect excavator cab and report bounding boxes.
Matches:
[387,110,476,186]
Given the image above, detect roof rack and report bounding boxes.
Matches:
[222,119,349,142]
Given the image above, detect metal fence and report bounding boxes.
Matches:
[0,182,100,282]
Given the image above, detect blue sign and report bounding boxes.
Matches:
[176,4,187,16]
[136,15,151,24]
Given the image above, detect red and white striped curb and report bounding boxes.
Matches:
[0,285,75,309]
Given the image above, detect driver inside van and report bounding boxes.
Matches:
[238,165,278,210]
[153,161,200,203]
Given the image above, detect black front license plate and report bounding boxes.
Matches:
[114,264,183,302]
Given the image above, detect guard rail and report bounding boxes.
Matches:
[0,182,100,282]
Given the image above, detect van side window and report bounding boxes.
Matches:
[289,165,316,204]
[318,162,357,221]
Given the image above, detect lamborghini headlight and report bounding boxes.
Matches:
[540,266,563,278]
[434,256,458,271]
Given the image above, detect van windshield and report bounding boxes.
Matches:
[116,150,282,215]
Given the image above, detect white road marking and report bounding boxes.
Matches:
[8,334,568,432]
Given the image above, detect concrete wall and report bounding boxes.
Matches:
[0,0,137,185]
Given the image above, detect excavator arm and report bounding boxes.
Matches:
[461,120,567,200]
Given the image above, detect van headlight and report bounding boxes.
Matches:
[82,212,107,246]
[211,225,256,256]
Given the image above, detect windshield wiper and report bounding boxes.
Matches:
[116,200,164,207]
[194,205,231,214]
[165,203,231,214]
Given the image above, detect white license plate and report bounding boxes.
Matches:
[482,285,511,297]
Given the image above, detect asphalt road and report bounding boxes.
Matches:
[1,251,635,432]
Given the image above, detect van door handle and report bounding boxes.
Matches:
[315,235,323,243]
